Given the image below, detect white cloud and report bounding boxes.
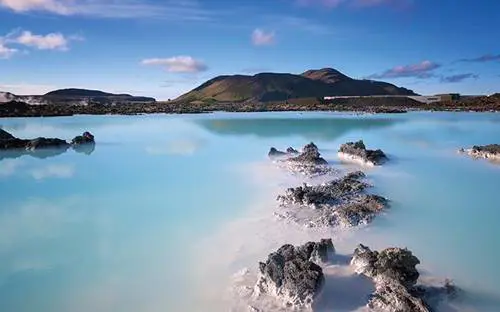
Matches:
[251,28,275,46]
[31,164,75,180]
[0,0,71,14]
[0,42,17,59]
[141,56,208,73]
[0,0,214,20]
[15,31,69,50]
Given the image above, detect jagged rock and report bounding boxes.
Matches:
[276,171,388,228]
[286,147,299,154]
[277,171,368,209]
[0,129,15,140]
[71,131,95,145]
[254,239,334,309]
[290,142,328,165]
[270,142,333,176]
[350,244,461,312]
[459,144,500,162]
[268,147,287,158]
[338,140,388,166]
[330,194,387,227]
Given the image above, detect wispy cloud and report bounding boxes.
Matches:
[141,56,208,73]
[30,164,75,180]
[0,0,214,20]
[0,41,17,59]
[15,31,70,50]
[251,28,275,46]
[0,29,82,58]
[440,73,478,83]
[367,60,440,79]
[270,15,332,35]
[458,54,500,63]
[295,0,410,9]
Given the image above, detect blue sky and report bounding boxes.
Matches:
[0,0,499,100]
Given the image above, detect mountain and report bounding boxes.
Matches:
[0,88,155,105]
[176,68,417,103]
[44,88,156,103]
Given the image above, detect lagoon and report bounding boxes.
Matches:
[1,112,500,311]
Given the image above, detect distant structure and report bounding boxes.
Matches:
[323,93,463,104]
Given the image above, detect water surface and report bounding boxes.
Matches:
[1,112,499,311]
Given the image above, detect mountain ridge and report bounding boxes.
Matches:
[175,68,417,103]
[0,88,156,105]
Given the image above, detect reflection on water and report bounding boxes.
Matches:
[195,115,403,139]
[0,112,500,312]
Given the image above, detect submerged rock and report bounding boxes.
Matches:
[338,140,388,166]
[254,239,334,309]
[459,144,500,162]
[276,171,388,228]
[351,244,458,312]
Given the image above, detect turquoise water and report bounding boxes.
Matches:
[1,112,500,311]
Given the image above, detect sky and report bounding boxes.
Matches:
[0,0,499,100]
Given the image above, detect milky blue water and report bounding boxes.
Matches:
[1,112,500,311]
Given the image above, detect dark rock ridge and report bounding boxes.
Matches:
[459,144,500,162]
[0,129,95,159]
[276,171,388,228]
[254,239,335,309]
[351,244,458,312]
[338,140,388,166]
[270,142,333,176]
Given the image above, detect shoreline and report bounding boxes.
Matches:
[1,98,500,118]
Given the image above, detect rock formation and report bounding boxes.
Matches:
[338,140,388,166]
[254,239,334,309]
[459,144,500,162]
[71,131,95,145]
[0,128,95,158]
[276,171,387,228]
[351,244,458,312]
[270,142,333,176]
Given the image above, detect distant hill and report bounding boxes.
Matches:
[44,88,156,103]
[175,68,417,103]
[0,88,155,105]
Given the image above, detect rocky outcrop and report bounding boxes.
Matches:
[338,140,388,166]
[254,239,334,309]
[0,129,15,140]
[276,171,388,228]
[459,144,500,162]
[270,142,333,176]
[351,244,458,312]
[0,129,95,158]
[268,146,299,158]
[290,142,328,166]
[71,131,95,145]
